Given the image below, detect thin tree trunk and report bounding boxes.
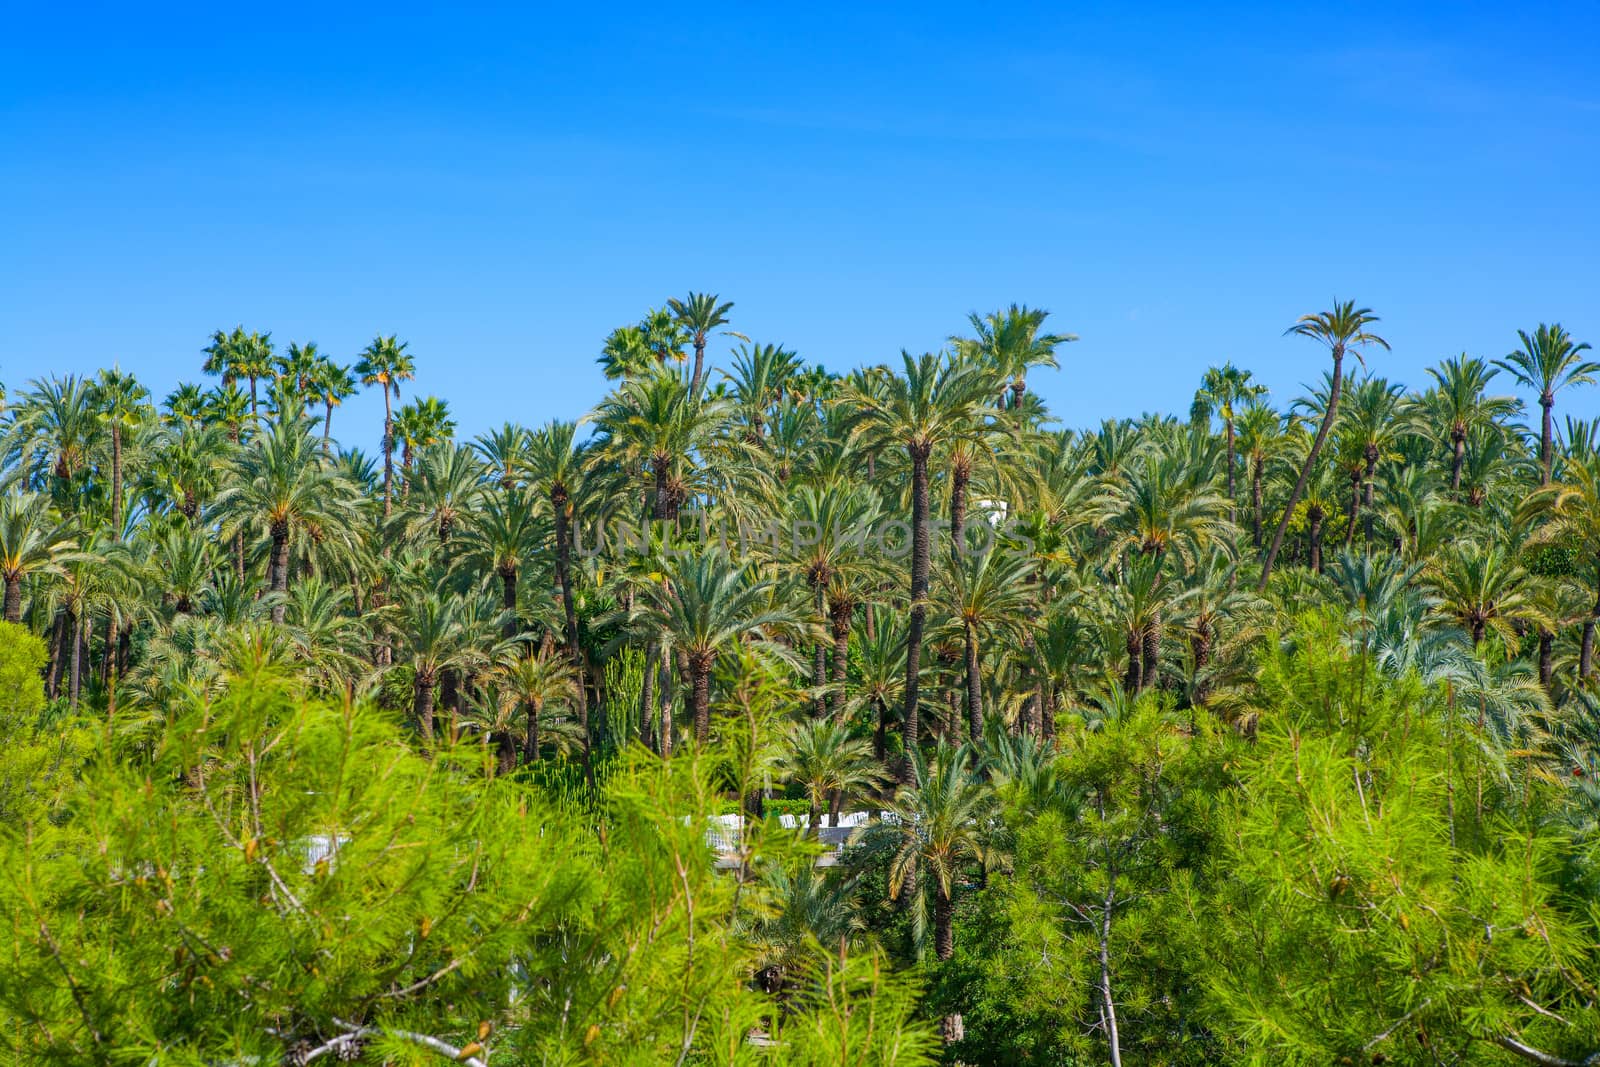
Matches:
[965,620,983,743]
[1450,431,1466,492]
[830,600,851,717]
[323,401,334,454]
[652,458,671,521]
[46,611,65,698]
[640,642,659,755]
[1344,473,1361,549]
[1308,507,1324,573]
[1259,350,1344,590]
[934,888,954,961]
[1224,418,1236,522]
[1538,628,1555,694]
[872,696,887,765]
[902,447,931,778]
[1540,396,1554,485]
[1362,449,1378,548]
[68,609,82,710]
[950,454,970,558]
[382,390,394,518]
[110,424,122,539]
[813,584,828,718]
[1098,877,1123,1067]
[1250,457,1264,551]
[500,569,518,640]
[551,490,592,786]
[1124,631,1143,695]
[690,337,706,396]
[1140,615,1160,692]
[1581,562,1600,680]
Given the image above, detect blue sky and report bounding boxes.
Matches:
[3,2,1597,453]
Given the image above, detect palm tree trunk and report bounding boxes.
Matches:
[1538,628,1555,694]
[1344,473,1361,549]
[872,696,887,764]
[652,458,671,521]
[1363,450,1378,548]
[690,336,707,396]
[110,423,122,539]
[1259,350,1344,590]
[550,492,590,784]
[3,576,20,623]
[68,609,82,710]
[690,654,712,744]
[1140,615,1160,692]
[813,584,828,717]
[903,446,931,776]
[382,390,395,517]
[950,455,970,557]
[965,620,983,743]
[934,887,954,961]
[500,568,518,640]
[640,642,659,755]
[46,611,65,698]
[830,600,851,717]
[1541,396,1554,485]
[323,401,334,455]
[269,521,290,624]
[1224,419,1236,522]
[1450,432,1466,492]
[1124,631,1142,695]
[1251,457,1264,551]
[413,672,435,744]
[1308,508,1324,573]
[524,697,542,764]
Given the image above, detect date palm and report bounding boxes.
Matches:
[724,341,802,439]
[847,352,991,767]
[525,420,591,762]
[1258,301,1388,590]
[667,291,734,396]
[210,407,355,624]
[954,303,1076,410]
[935,544,1036,743]
[9,375,101,496]
[1425,541,1546,650]
[1192,362,1267,515]
[1333,376,1405,547]
[392,396,454,475]
[354,334,416,516]
[1095,450,1234,573]
[1423,354,1520,492]
[1235,401,1282,551]
[90,368,151,540]
[497,646,578,765]
[874,744,997,961]
[592,371,728,521]
[1495,323,1598,484]
[308,357,357,453]
[0,491,76,622]
[458,487,540,638]
[1522,454,1600,678]
[779,718,882,833]
[633,548,798,745]
[473,422,531,492]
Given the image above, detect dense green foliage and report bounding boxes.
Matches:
[2,298,1599,1064]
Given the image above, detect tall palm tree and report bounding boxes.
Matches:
[210,407,355,623]
[875,745,996,962]
[394,585,478,744]
[633,549,797,745]
[667,291,735,396]
[1423,354,1520,492]
[458,488,540,638]
[1522,454,1600,678]
[1495,323,1598,484]
[525,420,591,763]
[0,492,75,622]
[90,368,151,540]
[9,375,101,497]
[473,422,531,492]
[592,371,728,521]
[354,334,417,516]
[308,357,357,453]
[392,396,454,474]
[1258,301,1388,590]
[1235,401,1283,552]
[848,353,991,768]
[1192,362,1267,516]
[954,303,1076,410]
[936,545,1035,742]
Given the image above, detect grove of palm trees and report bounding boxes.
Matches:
[4,295,1600,1066]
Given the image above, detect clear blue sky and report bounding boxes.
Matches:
[3,2,1597,452]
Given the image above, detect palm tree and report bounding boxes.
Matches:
[936,545,1035,742]
[473,422,531,493]
[1192,362,1266,515]
[1425,542,1546,650]
[1522,455,1600,678]
[1235,401,1281,552]
[723,342,803,438]
[210,407,355,623]
[90,368,151,540]
[848,353,991,768]
[592,371,728,521]
[394,585,478,744]
[9,375,101,497]
[525,420,591,762]
[459,488,539,638]
[1495,323,1598,484]
[1333,376,1405,547]
[497,647,577,765]
[392,396,454,474]
[875,745,996,961]
[1423,355,1520,492]
[779,719,881,833]
[633,548,797,745]
[954,303,1076,409]
[1258,301,1388,590]
[0,492,75,622]
[354,334,417,515]
[667,292,734,396]
[309,357,357,453]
